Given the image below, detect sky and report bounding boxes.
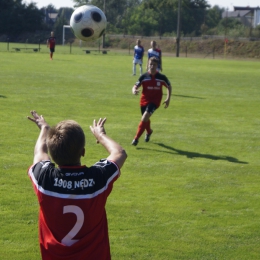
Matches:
[27,0,260,10]
[207,0,260,10]
[26,0,75,9]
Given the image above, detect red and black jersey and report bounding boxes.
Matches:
[47,37,56,48]
[28,159,120,260]
[135,72,171,108]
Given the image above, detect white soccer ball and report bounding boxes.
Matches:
[70,5,107,42]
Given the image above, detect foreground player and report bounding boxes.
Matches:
[132,57,172,145]
[27,111,127,260]
[46,31,56,60]
[133,39,144,76]
[146,40,162,72]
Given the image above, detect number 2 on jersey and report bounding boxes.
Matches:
[61,205,84,246]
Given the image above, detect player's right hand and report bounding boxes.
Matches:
[90,118,107,144]
[27,110,49,130]
[132,86,139,95]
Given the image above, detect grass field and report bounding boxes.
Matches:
[0,47,259,259]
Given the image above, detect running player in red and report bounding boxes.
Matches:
[47,31,56,60]
[27,111,127,260]
[132,56,172,146]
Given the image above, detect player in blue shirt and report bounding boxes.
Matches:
[133,39,144,76]
[147,40,162,72]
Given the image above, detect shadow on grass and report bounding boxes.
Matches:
[173,94,205,99]
[0,95,7,98]
[137,142,248,164]
[163,93,205,99]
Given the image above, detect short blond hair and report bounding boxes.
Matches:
[47,120,85,165]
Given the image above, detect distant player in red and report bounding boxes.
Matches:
[27,111,127,260]
[47,31,56,60]
[132,57,172,146]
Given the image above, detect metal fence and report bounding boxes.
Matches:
[107,34,260,42]
[1,34,259,59]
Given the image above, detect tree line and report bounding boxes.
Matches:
[1,0,258,43]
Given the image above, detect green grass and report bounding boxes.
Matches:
[0,49,259,259]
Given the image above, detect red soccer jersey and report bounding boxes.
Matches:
[48,37,56,48]
[135,72,171,108]
[28,159,120,260]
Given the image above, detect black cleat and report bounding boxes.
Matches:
[145,130,153,142]
[131,139,138,146]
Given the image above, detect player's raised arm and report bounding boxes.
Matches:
[90,118,127,169]
[27,110,51,164]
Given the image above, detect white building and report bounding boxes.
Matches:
[222,6,260,28]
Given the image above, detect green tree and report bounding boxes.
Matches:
[68,0,221,36]
[122,5,158,35]
[181,0,209,36]
[54,9,74,44]
[205,5,224,29]
[139,0,209,36]
[218,17,242,30]
[0,0,44,36]
[72,0,91,7]
[57,7,74,23]
[23,3,44,31]
[141,0,177,36]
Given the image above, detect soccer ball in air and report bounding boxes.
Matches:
[70,5,107,42]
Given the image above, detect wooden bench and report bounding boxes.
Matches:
[13,48,41,52]
[83,50,109,54]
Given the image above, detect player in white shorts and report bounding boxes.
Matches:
[133,39,144,76]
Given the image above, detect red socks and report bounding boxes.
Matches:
[134,120,151,140]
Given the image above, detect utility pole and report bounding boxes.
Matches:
[176,0,181,57]
[102,0,106,48]
[224,8,228,58]
[250,9,253,38]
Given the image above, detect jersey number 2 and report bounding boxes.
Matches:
[61,205,84,246]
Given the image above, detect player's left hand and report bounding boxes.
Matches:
[27,110,49,130]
